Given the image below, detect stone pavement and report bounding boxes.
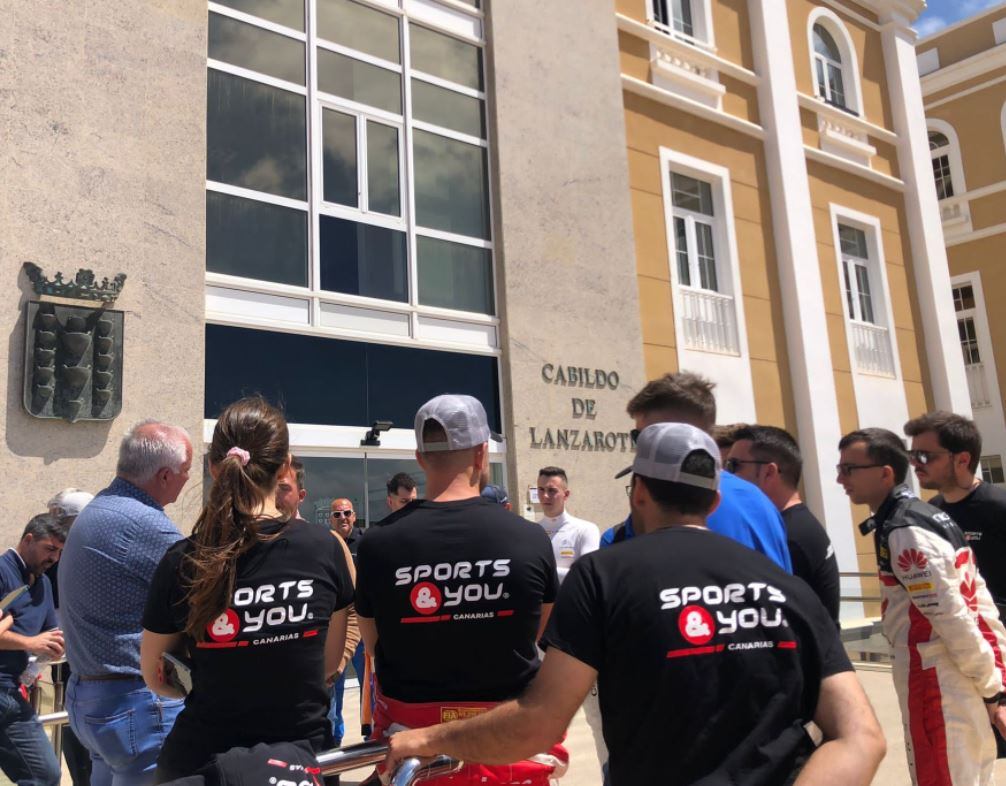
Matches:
[24,667,1006,785]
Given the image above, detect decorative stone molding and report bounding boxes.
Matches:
[817,111,877,166]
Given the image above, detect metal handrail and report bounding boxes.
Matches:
[34,723,459,786]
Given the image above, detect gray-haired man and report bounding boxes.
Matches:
[60,420,192,786]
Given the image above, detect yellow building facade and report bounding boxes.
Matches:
[918,5,1006,486]
[617,0,971,602]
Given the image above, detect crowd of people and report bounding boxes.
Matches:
[0,371,1004,786]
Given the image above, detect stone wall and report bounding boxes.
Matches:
[0,0,208,542]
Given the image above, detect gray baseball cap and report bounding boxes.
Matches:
[615,422,720,490]
[415,394,502,452]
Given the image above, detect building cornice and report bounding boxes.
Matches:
[921,43,1006,96]
[917,2,1006,45]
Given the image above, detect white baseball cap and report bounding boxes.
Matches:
[414,394,502,452]
[47,489,94,518]
[615,422,720,490]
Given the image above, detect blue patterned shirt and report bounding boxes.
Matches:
[59,477,183,676]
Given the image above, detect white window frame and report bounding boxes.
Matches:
[981,455,1005,485]
[829,205,903,379]
[807,8,863,117]
[669,175,720,293]
[204,0,500,354]
[926,118,966,201]
[659,147,750,357]
[838,227,874,324]
[647,0,715,48]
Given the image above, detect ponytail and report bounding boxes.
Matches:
[184,397,289,640]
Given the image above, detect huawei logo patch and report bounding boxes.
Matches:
[897,549,927,573]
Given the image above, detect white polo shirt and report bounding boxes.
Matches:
[537,511,601,582]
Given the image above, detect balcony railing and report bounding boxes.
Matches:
[850,321,895,377]
[680,287,740,355]
[966,362,992,408]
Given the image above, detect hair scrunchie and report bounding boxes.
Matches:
[226,446,251,466]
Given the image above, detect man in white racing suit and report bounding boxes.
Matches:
[838,427,1006,785]
[535,466,600,583]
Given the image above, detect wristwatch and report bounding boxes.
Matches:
[983,692,1006,706]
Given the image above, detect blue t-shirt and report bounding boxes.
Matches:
[600,472,792,572]
[0,549,58,691]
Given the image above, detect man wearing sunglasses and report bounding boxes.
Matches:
[727,425,839,624]
[599,372,791,572]
[330,498,364,556]
[904,412,1006,618]
[838,427,1006,786]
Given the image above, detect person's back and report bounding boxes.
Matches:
[781,503,840,622]
[60,480,182,676]
[559,525,844,784]
[708,472,791,570]
[358,498,554,701]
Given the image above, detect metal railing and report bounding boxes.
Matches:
[965,362,991,408]
[849,321,895,377]
[680,287,740,355]
[37,714,459,786]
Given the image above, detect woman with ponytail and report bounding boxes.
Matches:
[139,397,354,781]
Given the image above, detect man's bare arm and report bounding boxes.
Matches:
[358,615,378,657]
[794,671,886,786]
[386,648,596,769]
[537,603,553,641]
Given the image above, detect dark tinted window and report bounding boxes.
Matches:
[317,49,402,114]
[205,324,501,432]
[409,25,482,90]
[212,0,304,30]
[207,191,308,285]
[319,215,408,302]
[417,236,493,314]
[207,70,307,199]
[367,121,401,216]
[208,13,305,84]
[323,109,358,207]
[413,130,490,239]
[411,79,484,138]
[317,0,401,64]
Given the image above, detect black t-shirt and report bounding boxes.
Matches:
[782,504,841,624]
[542,526,852,786]
[932,482,1006,607]
[143,518,354,776]
[355,496,558,703]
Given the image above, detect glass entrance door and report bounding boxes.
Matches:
[297,454,427,529]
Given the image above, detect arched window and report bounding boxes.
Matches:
[807,10,862,116]
[926,120,966,202]
[929,131,954,200]
[813,24,846,109]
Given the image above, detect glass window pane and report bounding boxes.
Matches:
[815,58,827,97]
[206,191,308,286]
[417,236,494,315]
[654,0,669,26]
[367,121,401,216]
[212,0,304,31]
[318,49,402,114]
[928,131,950,151]
[672,0,693,36]
[320,215,408,301]
[297,457,367,528]
[207,70,307,199]
[695,222,718,291]
[410,24,483,90]
[411,79,485,138]
[317,0,401,64]
[323,109,358,207]
[208,13,305,85]
[932,154,954,200]
[671,173,713,215]
[827,64,846,107]
[838,225,868,258]
[674,217,690,286]
[855,264,874,324]
[813,25,842,60]
[843,262,856,319]
[413,129,490,239]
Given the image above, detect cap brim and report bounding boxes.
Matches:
[614,466,632,479]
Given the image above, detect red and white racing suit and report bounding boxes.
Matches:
[371,687,568,786]
[871,485,1006,786]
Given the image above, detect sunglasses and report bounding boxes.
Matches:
[908,449,953,466]
[836,463,883,477]
[724,458,770,474]
[330,510,354,518]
